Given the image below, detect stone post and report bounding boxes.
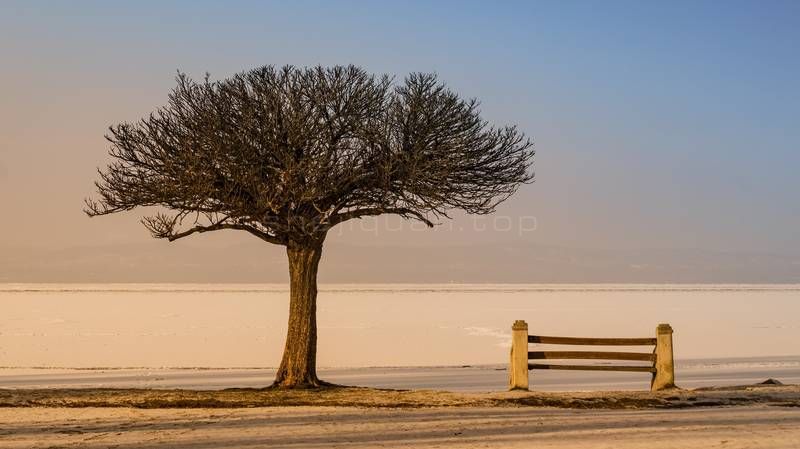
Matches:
[509,320,529,390]
[651,323,676,391]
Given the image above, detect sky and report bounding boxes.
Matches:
[1,0,799,283]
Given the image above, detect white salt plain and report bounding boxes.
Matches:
[2,284,799,391]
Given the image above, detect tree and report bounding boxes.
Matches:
[85,65,534,388]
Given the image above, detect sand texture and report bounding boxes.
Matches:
[2,405,800,448]
[1,385,800,448]
[2,384,800,409]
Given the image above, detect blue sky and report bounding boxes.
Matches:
[1,1,799,281]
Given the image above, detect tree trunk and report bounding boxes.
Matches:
[272,243,327,388]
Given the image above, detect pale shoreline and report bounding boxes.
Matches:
[3,356,800,392]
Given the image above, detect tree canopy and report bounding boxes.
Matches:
[86,65,534,248]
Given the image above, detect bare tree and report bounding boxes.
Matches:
[86,65,534,388]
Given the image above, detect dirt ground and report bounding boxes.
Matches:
[2,384,800,409]
[2,406,800,448]
[1,385,799,448]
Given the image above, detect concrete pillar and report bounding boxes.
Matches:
[509,320,529,390]
[651,323,676,391]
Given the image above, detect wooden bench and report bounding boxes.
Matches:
[509,321,675,391]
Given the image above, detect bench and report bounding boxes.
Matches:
[509,321,675,391]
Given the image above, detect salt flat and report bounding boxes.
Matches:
[3,284,800,369]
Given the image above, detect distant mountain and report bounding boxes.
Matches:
[2,241,798,283]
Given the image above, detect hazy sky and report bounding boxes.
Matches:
[1,1,799,282]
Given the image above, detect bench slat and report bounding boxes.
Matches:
[528,335,657,346]
[528,351,655,362]
[528,363,656,373]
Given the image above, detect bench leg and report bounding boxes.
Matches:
[509,320,529,390]
[651,323,676,391]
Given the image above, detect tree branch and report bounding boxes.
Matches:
[142,213,285,245]
[328,207,435,227]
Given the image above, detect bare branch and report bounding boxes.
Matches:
[142,212,285,245]
[86,65,534,247]
[329,207,435,228]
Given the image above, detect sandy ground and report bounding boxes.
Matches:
[3,384,800,408]
[2,406,800,448]
[1,386,799,448]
